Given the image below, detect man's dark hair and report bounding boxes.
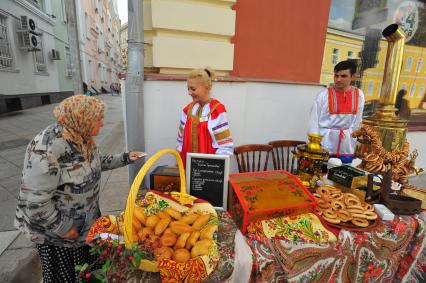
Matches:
[334,60,357,75]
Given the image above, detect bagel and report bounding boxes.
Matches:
[363,211,378,220]
[337,209,352,222]
[351,218,369,227]
[331,200,345,210]
[323,209,337,219]
[323,215,340,224]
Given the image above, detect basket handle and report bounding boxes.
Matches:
[123,149,186,248]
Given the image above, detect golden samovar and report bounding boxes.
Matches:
[362,24,407,152]
[295,134,329,190]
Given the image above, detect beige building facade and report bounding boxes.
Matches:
[120,0,235,75]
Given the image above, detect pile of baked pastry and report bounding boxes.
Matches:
[130,206,217,263]
[314,185,378,227]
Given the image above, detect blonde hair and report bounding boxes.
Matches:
[188,67,216,87]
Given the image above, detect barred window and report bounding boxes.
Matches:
[0,14,13,70]
[34,40,46,73]
[65,46,72,77]
[332,48,339,65]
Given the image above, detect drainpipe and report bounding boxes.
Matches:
[65,0,83,94]
[125,0,145,183]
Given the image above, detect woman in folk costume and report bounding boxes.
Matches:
[308,60,365,164]
[177,67,234,167]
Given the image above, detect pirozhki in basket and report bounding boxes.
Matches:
[86,190,219,282]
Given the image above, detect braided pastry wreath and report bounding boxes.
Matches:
[352,125,420,184]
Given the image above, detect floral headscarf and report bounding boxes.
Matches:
[53,95,105,162]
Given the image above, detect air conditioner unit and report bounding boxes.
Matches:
[50,49,61,60]
[20,16,37,33]
[18,31,41,51]
[18,16,41,51]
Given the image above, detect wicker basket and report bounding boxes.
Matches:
[122,149,219,281]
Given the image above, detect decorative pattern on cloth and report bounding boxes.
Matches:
[247,213,337,244]
[394,211,426,282]
[53,94,105,162]
[248,212,426,282]
[176,99,234,167]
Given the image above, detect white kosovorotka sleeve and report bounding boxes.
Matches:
[350,88,365,133]
[308,90,325,135]
[209,111,234,156]
[176,110,187,152]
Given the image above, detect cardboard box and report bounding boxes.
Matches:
[228,170,317,234]
[150,166,181,193]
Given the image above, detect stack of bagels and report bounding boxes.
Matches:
[314,185,378,227]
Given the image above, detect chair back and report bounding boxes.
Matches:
[268,140,306,173]
[234,144,273,173]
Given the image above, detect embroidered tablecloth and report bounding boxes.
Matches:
[247,211,426,283]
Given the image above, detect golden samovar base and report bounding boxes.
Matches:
[362,115,408,152]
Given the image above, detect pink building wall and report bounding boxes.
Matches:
[79,0,121,92]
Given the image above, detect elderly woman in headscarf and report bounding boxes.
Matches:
[15,95,144,283]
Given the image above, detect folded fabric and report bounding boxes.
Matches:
[247,213,337,243]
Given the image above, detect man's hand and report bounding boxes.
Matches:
[62,226,79,240]
[129,151,147,161]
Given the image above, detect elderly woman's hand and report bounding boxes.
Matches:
[129,151,147,161]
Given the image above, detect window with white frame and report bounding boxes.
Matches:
[103,65,106,82]
[347,51,354,59]
[367,81,374,96]
[0,13,13,70]
[28,0,45,12]
[416,58,423,73]
[99,63,105,82]
[61,0,67,22]
[94,0,99,13]
[332,48,339,65]
[85,13,90,39]
[418,85,425,98]
[87,59,91,83]
[34,39,46,73]
[64,46,72,77]
[98,32,104,52]
[401,83,407,90]
[405,56,413,71]
[98,0,103,16]
[409,84,416,97]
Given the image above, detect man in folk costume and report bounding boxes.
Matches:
[177,67,234,167]
[309,60,365,163]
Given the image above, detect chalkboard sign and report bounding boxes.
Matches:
[186,153,230,210]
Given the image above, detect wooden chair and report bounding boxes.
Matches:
[268,140,306,173]
[234,144,273,173]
